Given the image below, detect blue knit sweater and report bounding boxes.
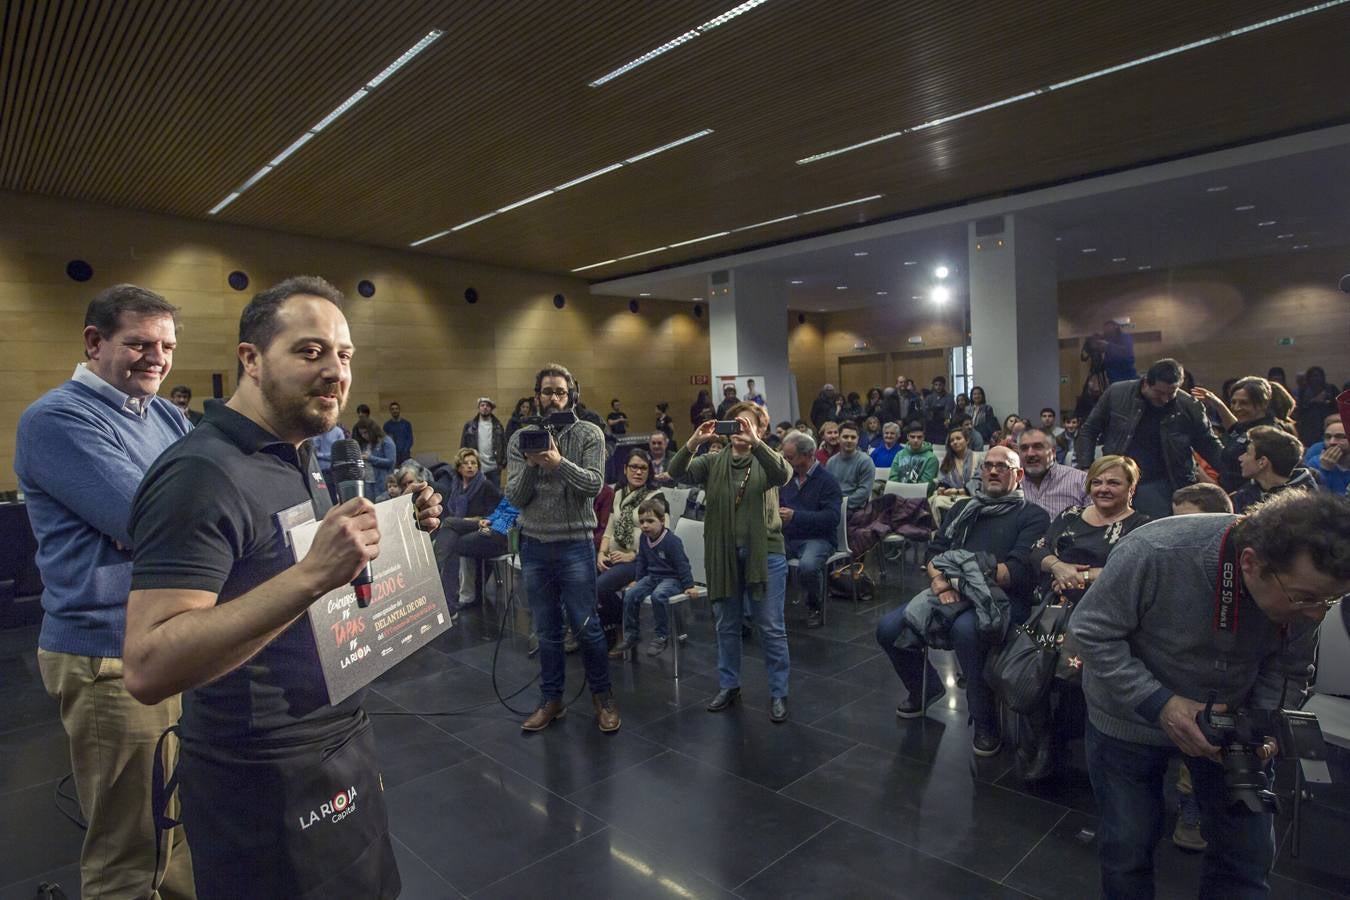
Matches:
[15,378,189,657]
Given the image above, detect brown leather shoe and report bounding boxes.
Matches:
[521,699,566,732]
[593,693,621,733]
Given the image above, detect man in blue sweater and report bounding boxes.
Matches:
[613,495,700,657]
[779,430,842,629]
[14,284,194,897]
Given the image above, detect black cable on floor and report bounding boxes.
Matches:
[53,773,86,830]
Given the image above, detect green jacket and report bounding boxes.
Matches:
[667,441,791,602]
[890,442,939,486]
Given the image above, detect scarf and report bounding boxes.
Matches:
[941,487,1026,548]
[703,448,781,602]
[447,471,486,518]
[612,484,654,550]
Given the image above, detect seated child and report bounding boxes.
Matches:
[610,496,700,657]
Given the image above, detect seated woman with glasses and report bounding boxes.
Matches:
[595,449,667,646]
[1019,454,1150,781]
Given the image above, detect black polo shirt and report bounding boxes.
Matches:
[129,400,363,746]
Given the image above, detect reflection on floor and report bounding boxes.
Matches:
[2,565,1347,899]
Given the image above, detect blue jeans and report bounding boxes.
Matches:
[875,599,996,730]
[520,537,611,703]
[786,537,834,611]
[1085,721,1274,899]
[622,575,683,640]
[713,550,789,698]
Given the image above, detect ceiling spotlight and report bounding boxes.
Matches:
[1234,204,1256,211]
[903,260,917,266]
[639,292,651,297]
[931,286,950,303]
[1292,243,1309,249]
[853,251,869,257]
[911,295,921,300]
[934,265,950,279]
[789,279,804,285]
[1081,248,1098,254]
[1276,233,1294,239]
[1205,185,1229,192]
[875,291,888,296]
[691,296,702,301]
[1111,256,1127,262]
[1256,220,1277,227]
[1137,265,1152,271]
[835,285,848,290]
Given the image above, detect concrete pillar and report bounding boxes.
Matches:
[707,268,792,425]
[967,215,1060,422]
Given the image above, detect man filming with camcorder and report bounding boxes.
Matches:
[1069,490,1350,899]
[506,363,620,734]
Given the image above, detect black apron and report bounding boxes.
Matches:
[177,710,400,899]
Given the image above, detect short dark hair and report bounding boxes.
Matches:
[1233,491,1350,579]
[906,424,925,437]
[389,400,400,407]
[932,375,947,384]
[1145,358,1184,386]
[534,363,576,400]
[637,495,668,518]
[84,284,179,357]
[1229,376,1271,410]
[838,420,860,436]
[170,385,191,398]
[1172,483,1232,513]
[1246,425,1303,477]
[237,276,344,377]
[357,403,371,417]
[1040,407,1056,417]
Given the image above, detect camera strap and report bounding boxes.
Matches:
[1212,524,1244,662]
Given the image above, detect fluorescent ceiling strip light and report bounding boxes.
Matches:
[616,246,669,261]
[496,190,554,214]
[426,130,713,241]
[796,0,1349,165]
[410,229,452,247]
[624,129,714,163]
[571,259,618,272]
[451,211,499,232]
[732,213,798,232]
[669,231,731,248]
[554,163,624,191]
[801,194,883,216]
[589,0,773,86]
[210,30,443,214]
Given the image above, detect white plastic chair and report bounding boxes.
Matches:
[875,480,931,586]
[787,497,855,621]
[658,486,693,525]
[639,517,706,680]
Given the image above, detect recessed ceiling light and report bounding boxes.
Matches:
[931,286,950,304]
[588,0,774,87]
[1111,256,1127,262]
[409,229,453,247]
[875,291,888,296]
[1292,244,1309,249]
[624,129,715,163]
[817,308,826,312]
[1276,233,1294,239]
[853,251,869,257]
[801,195,883,216]
[639,292,651,297]
[212,29,444,216]
[668,230,730,248]
[1081,248,1098,254]
[835,285,848,290]
[1137,265,1152,271]
[1055,237,1063,242]
[733,214,798,232]
[571,258,619,273]
[793,1,1348,165]
[903,260,917,266]
[789,279,804,285]
[615,245,668,261]
[496,190,554,214]
[553,163,625,191]
[934,265,950,278]
[1206,185,1229,192]
[1257,220,1277,227]
[691,297,703,301]
[1234,204,1256,211]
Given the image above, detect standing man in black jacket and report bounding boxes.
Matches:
[1075,358,1224,520]
[461,397,506,485]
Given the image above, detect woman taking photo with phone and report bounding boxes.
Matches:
[667,403,793,722]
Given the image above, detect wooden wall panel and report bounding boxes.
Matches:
[0,190,710,489]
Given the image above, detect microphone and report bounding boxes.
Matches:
[330,439,373,607]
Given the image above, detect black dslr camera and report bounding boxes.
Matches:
[518,410,578,454]
[1195,696,1331,814]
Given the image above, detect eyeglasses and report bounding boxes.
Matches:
[1271,570,1345,610]
[981,461,1017,474]
[538,388,570,398]
[626,464,649,472]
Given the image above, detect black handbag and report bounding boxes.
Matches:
[985,595,1070,713]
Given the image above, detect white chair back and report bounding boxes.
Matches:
[932,445,948,463]
[835,497,851,554]
[884,480,929,501]
[873,464,889,483]
[673,517,707,585]
[1314,606,1350,697]
[659,486,692,523]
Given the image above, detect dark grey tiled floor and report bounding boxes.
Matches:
[2,569,1347,898]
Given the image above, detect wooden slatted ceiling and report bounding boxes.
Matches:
[3,0,1348,280]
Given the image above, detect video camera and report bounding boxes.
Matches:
[518,410,578,454]
[1195,696,1331,814]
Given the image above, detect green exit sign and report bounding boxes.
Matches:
[1060,375,1070,384]
[1277,337,1295,346]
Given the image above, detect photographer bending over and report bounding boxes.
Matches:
[1070,490,1350,899]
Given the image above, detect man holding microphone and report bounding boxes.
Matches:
[123,277,441,898]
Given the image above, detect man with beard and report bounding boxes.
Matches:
[1018,427,1088,519]
[123,277,442,898]
[15,284,194,898]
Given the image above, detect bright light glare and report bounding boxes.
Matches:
[931,286,950,304]
[934,265,950,279]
